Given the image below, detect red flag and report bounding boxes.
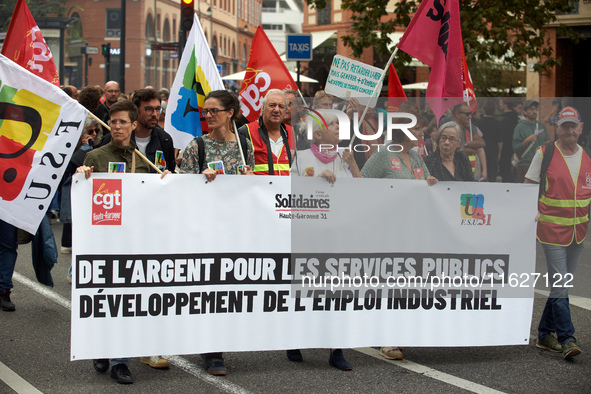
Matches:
[397,0,464,121]
[387,63,407,111]
[461,45,477,113]
[1,0,60,86]
[239,26,298,122]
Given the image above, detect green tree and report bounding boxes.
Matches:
[0,0,71,31]
[307,0,581,74]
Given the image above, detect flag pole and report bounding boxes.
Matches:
[232,120,247,167]
[349,46,398,149]
[88,111,163,174]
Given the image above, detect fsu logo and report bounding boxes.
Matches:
[92,179,122,225]
[460,193,492,225]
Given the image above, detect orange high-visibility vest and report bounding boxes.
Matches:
[537,143,591,246]
[246,121,293,176]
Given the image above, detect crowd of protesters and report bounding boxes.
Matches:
[1,83,586,385]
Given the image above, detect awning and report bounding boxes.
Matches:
[402,81,428,90]
[221,70,319,83]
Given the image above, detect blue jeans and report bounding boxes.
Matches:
[0,220,18,291]
[537,240,584,345]
[111,358,129,367]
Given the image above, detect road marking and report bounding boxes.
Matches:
[354,348,506,394]
[12,272,250,394]
[167,356,253,394]
[18,272,574,394]
[13,273,71,309]
[0,361,43,394]
[535,290,591,311]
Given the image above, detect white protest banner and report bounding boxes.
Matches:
[71,174,538,360]
[0,54,87,233]
[325,55,384,107]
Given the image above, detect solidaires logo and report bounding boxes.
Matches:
[460,194,492,225]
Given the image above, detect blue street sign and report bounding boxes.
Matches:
[286,34,313,61]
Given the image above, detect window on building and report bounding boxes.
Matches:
[106,9,122,38]
[157,14,161,39]
[317,1,331,25]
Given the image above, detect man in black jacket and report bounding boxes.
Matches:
[100,89,176,173]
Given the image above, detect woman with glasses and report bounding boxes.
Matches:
[180,90,254,182]
[179,91,254,375]
[424,122,474,182]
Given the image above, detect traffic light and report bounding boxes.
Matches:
[180,0,194,31]
[101,43,111,84]
[101,43,111,57]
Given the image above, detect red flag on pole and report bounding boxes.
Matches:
[397,0,464,121]
[387,63,407,111]
[461,45,477,113]
[239,26,298,123]
[1,0,60,86]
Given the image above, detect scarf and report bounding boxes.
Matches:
[311,143,338,164]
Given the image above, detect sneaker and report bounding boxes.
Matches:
[563,341,581,359]
[140,356,169,369]
[286,349,303,362]
[0,290,15,312]
[380,346,403,360]
[207,360,227,376]
[60,246,72,254]
[536,334,562,352]
[111,363,133,384]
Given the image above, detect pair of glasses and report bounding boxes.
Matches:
[202,108,230,116]
[87,128,100,134]
[143,106,162,114]
[110,119,129,126]
[440,135,458,143]
[106,90,120,94]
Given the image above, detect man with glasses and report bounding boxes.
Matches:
[100,89,176,173]
[452,103,487,180]
[96,81,121,138]
[513,99,549,182]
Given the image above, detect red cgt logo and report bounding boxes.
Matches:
[92,179,122,225]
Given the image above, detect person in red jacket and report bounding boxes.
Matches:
[525,106,588,359]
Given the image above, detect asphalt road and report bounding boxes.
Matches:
[1,220,590,393]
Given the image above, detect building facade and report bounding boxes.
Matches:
[63,0,261,93]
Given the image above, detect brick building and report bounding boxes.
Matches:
[63,0,261,93]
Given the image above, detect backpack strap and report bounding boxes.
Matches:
[239,132,249,165]
[196,137,206,173]
[539,141,555,199]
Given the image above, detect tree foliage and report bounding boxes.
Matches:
[0,0,71,31]
[307,0,582,73]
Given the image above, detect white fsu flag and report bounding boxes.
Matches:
[0,54,88,233]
